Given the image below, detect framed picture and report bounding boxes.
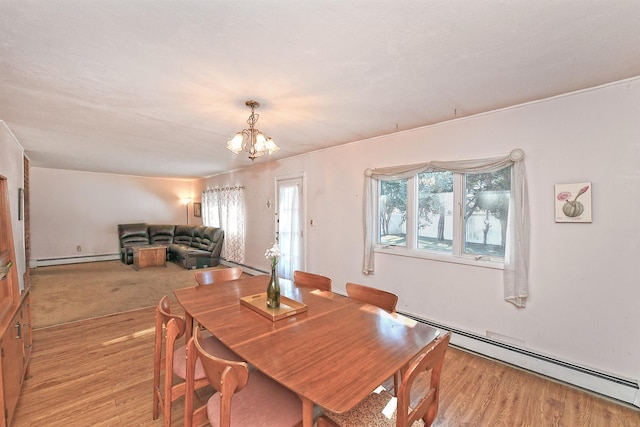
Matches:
[18,188,24,221]
[555,182,592,223]
[193,202,201,218]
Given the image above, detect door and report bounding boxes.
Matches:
[276,176,304,280]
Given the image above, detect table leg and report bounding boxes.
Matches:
[301,396,314,427]
[184,312,194,341]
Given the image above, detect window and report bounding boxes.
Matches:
[377,166,512,263]
[464,168,511,258]
[379,179,407,247]
[417,171,454,253]
[363,149,528,307]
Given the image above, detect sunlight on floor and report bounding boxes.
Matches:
[102,326,155,346]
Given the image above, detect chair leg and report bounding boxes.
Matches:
[393,371,401,396]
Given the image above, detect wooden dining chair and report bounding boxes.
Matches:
[194,266,243,286]
[293,270,332,291]
[317,331,451,427]
[345,282,400,394]
[184,329,303,427]
[153,296,242,427]
[345,282,398,312]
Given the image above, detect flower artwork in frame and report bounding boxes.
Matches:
[193,202,201,218]
[555,182,592,223]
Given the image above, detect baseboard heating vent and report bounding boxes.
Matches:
[31,253,120,268]
[400,311,639,407]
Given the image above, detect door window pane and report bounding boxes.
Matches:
[417,171,453,253]
[379,179,407,246]
[464,167,511,258]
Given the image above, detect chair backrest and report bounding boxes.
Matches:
[396,331,451,427]
[194,266,243,286]
[153,295,187,424]
[345,282,398,312]
[155,295,186,346]
[184,329,251,427]
[293,270,332,291]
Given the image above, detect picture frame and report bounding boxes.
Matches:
[193,202,201,218]
[555,182,591,223]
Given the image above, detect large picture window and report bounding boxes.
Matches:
[364,149,529,307]
[377,168,511,261]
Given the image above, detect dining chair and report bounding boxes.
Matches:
[194,266,243,286]
[345,282,400,394]
[345,282,398,312]
[153,296,242,427]
[317,331,451,427]
[184,329,303,427]
[293,270,332,291]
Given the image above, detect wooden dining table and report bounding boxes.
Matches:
[174,274,442,427]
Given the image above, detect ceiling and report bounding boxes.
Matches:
[1,1,639,179]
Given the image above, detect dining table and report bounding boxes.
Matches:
[174,274,442,427]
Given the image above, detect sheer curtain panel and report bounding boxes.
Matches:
[202,187,245,264]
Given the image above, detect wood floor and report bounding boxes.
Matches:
[12,307,640,427]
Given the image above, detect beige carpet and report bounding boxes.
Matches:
[29,260,229,329]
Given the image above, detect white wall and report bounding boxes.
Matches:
[201,78,640,392]
[29,168,202,263]
[0,121,26,291]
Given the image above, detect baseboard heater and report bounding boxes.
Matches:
[31,253,120,268]
[400,312,639,408]
[220,259,267,277]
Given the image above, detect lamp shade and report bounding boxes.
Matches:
[226,132,244,154]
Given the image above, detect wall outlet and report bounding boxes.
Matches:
[76,245,82,252]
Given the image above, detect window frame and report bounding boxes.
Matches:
[375,171,507,270]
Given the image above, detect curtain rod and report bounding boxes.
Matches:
[203,186,245,193]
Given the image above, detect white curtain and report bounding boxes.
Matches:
[202,187,245,264]
[277,183,302,280]
[363,149,529,308]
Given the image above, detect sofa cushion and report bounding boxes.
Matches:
[173,225,196,246]
[118,223,150,246]
[149,224,175,244]
[192,226,211,250]
[167,244,193,258]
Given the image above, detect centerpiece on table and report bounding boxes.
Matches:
[264,243,281,308]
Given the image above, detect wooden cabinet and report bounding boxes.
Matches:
[0,292,30,427]
[0,176,31,427]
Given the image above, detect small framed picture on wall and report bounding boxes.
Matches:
[555,182,592,223]
[193,202,201,218]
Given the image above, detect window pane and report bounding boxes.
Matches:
[417,171,453,253]
[464,166,511,257]
[379,179,407,246]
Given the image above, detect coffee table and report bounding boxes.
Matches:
[132,245,166,270]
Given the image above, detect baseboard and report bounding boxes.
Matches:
[219,259,266,276]
[30,253,120,268]
[401,312,640,408]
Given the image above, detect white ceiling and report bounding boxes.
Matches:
[1,1,639,179]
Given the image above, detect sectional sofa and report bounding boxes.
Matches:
[117,223,224,269]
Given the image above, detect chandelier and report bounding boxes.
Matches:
[226,100,279,161]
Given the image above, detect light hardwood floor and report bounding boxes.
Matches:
[13,306,640,426]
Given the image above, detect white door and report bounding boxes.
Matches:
[276,176,304,280]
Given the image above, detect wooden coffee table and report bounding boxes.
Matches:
[132,245,167,270]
